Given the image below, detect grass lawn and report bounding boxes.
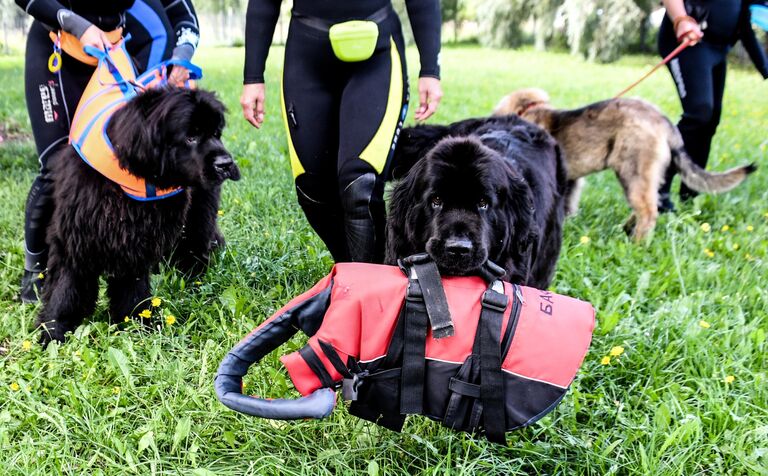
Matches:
[1,45,767,475]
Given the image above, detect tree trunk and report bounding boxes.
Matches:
[638,12,650,53]
[534,16,546,51]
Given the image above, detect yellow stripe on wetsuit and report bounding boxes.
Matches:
[282,38,403,178]
[359,38,403,174]
[280,75,305,178]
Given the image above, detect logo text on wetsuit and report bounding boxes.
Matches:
[39,85,54,123]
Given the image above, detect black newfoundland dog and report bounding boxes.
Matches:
[37,87,239,345]
[385,115,567,288]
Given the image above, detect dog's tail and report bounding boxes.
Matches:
[667,123,756,194]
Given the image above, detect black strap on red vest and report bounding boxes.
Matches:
[478,283,508,444]
[397,255,509,436]
[402,253,455,339]
[399,276,430,414]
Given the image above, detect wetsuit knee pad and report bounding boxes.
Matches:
[340,172,381,217]
[341,172,385,262]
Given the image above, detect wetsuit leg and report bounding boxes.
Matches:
[281,20,349,262]
[337,20,409,263]
[21,21,93,302]
[125,0,174,72]
[659,23,729,201]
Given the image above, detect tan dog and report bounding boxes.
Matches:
[493,88,755,240]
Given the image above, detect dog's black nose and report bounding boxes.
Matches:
[445,238,473,257]
[213,155,241,181]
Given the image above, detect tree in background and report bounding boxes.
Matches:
[195,0,245,45]
[474,0,648,62]
[476,0,532,47]
[579,0,644,62]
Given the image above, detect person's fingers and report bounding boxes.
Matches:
[421,89,442,120]
[99,31,113,49]
[415,88,428,119]
[169,66,191,85]
[255,95,265,125]
[241,97,260,128]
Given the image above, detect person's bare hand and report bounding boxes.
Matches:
[168,65,191,86]
[241,83,266,128]
[675,16,703,45]
[414,77,442,121]
[79,25,113,50]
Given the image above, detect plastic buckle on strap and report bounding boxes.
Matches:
[402,253,432,266]
[406,281,423,300]
[482,289,508,313]
[342,371,369,401]
[484,260,506,279]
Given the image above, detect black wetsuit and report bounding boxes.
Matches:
[244,0,441,263]
[658,0,768,200]
[16,0,199,301]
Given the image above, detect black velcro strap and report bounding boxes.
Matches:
[318,340,352,379]
[299,346,335,389]
[399,289,429,414]
[411,259,454,339]
[479,286,508,444]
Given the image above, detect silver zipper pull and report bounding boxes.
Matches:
[515,285,525,304]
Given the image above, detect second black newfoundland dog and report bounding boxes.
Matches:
[386,115,567,288]
[37,87,239,345]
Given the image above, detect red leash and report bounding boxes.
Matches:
[614,38,691,98]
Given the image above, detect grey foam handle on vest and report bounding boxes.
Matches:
[215,352,336,420]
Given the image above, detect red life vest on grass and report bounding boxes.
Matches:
[215,257,595,444]
[68,42,201,201]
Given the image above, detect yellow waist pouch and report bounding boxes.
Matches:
[328,21,379,62]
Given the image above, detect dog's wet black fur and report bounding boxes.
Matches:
[37,87,240,345]
[386,115,566,288]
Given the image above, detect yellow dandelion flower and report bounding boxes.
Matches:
[698,320,711,329]
[151,297,162,307]
[165,314,177,326]
[721,225,730,232]
[217,210,224,216]
[579,236,590,244]
[724,375,735,384]
[746,225,754,232]
[124,316,130,322]
[37,272,45,280]
[112,386,121,395]
[10,382,20,392]
[21,340,32,351]
[609,346,625,357]
[600,356,611,365]
[732,243,739,250]
[704,248,715,258]
[700,223,711,233]
[138,309,152,319]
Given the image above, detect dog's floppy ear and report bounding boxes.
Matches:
[385,158,430,264]
[107,87,198,180]
[496,163,538,285]
[189,89,227,133]
[107,87,167,166]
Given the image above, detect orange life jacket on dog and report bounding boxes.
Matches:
[69,42,201,201]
